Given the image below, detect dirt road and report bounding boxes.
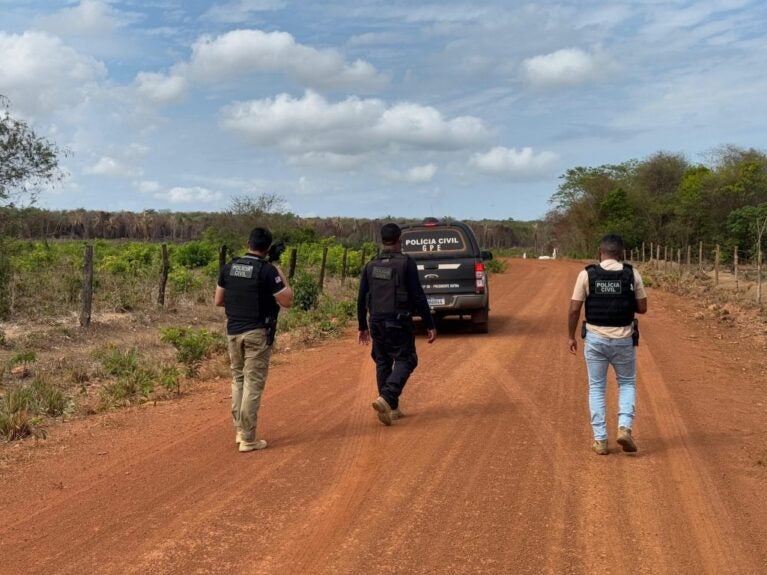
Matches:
[1,259,765,574]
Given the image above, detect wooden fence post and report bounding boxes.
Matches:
[641,242,645,263]
[664,245,668,272]
[677,248,681,271]
[341,247,348,284]
[80,244,94,328]
[287,248,297,280]
[734,245,739,291]
[714,244,720,286]
[218,245,227,273]
[686,245,691,272]
[649,242,654,262]
[158,243,169,307]
[699,241,704,273]
[318,247,329,291]
[758,245,763,305]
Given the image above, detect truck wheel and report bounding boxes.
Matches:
[471,308,489,334]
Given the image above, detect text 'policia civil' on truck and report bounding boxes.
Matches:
[399,218,493,333]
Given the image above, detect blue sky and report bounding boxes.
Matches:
[1,0,766,220]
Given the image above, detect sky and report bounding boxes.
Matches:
[1,0,766,220]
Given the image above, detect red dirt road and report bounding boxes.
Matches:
[1,259,765,574]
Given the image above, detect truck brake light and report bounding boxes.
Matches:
[475,262,486,294]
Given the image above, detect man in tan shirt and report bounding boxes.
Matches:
[568,234,647,455]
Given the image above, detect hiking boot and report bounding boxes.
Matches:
[391,408,405,420]
[372,396,393,426]
[592,439,609,455]
[239,439,268,452]
[617,427,638,453]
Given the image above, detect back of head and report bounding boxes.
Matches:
[248,227,273,252]
[600,234,624,259]
[380,223,401,246]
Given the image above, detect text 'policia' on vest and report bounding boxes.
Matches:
[584,264,636,327]
[366,252,413,319]
[223,256,271,326]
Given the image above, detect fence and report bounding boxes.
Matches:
[2,241,376,327]
[626,241,764,304]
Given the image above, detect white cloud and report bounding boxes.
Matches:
[36,0,138,36]
[470,147,559,179]
[220,91,487,158]
[156,186,223,203]
[523,48,609,88]
[135,180,161,194]
[388,164,438,183]
[179,29,388,92]
[202,0,287,23]
[135,72,187,103]
[0,31,106,116]
[83,156,142,178]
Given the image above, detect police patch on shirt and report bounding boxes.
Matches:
[594,280,622,294]
[230,263,254,278]
[371,266,393,280]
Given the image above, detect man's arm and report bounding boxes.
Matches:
[215,286,225,307]
[568,300,583,354]
[357,266,370,342]
[636,298,647,314]
[406,258,436,342]
[273,267,294,308]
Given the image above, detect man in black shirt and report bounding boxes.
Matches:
[216,227,293,452]
[358,223,437,425]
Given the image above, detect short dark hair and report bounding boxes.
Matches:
[600,234,625,258]
[380,223,401,245]
[248,227,273,251]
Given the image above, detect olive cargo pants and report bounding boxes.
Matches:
[228,328,272,442]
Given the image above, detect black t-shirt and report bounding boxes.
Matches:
[218,255,286,335]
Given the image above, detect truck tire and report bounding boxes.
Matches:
[471,308,489,334]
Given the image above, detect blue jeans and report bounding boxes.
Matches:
[584,332,636,441]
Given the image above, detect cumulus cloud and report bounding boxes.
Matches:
[469,147,559,179]
[220,91,487,158]
[179,29,388,92]
[202,0,287,23]
[36,0,138,36]
[155,186,223,204]
[523,48,609,88]
[135,72,187,103]
[84,157,142,178]
[388,164,438,183]
[0,31,106,115]
[135,180,161,194]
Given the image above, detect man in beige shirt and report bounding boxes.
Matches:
[568,234,647,455]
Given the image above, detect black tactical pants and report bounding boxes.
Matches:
[370,319,418,409]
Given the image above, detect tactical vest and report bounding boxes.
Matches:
[223,256,265,323]
[366,252,412,317]
[584,264,636,327]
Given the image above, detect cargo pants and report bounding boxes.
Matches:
[370,319,418,410]
[228,328,272,442]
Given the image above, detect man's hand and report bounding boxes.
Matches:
[358,330,370,345]
[568,338,578,354]
[426,328,437,344]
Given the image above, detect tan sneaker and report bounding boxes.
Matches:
[592,439,609,455]
[239,439,267,452]
[391,408,405,420]
[235,431,243,444]
[617,427,638,453]
[372,396,393,426]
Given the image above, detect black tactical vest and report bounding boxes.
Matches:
[585,264,636,327]
[223,256,265,323]
[366,252,412,317]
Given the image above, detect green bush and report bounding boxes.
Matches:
[28,376,68,417]
[160,327,224,377]
[173,241,216,269]
[168,267,203,295]
[485,258,508,274]
[95,345,140,377]
[160,365,181,395]
[99,368,155,409]
[293,272,320,311]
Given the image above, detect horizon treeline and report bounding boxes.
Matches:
[0,203,542,251]
[547,145,767,259]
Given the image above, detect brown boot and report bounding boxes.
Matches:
[372,396,393,426]
[239,439,267,452]
[617,427,638,453]
[592,439,609,455]
[391,408,405,420]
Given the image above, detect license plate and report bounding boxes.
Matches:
[427,297,445,306]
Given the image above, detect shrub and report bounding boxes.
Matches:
[293,272,320,311]
[160,365,181,395]
[0,384,52,440]
[95,345,140,377]
[173,241,216,269]
[160,327,224,377]
[29,376,68,417]
[99,368,155,410]
[485,258,508,274]
[168,267,203,295]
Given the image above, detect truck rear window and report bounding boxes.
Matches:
[401,227,468,256]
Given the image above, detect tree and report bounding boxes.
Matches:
[0,96,66,208]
